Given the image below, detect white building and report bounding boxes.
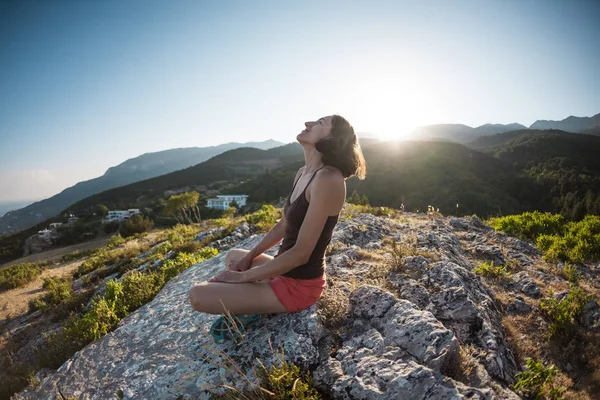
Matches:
[38,228,52,241]
[49,222,63,231]
[104,209,141,223]
[206,195,249,210]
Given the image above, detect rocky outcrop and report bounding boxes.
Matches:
[16,212,578,399]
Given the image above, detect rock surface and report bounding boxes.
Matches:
[15,212,574,399]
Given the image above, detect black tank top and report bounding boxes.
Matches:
[276,166,340,279]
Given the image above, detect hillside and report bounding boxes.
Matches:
[4,209,599,399]
[0,140,283,235]
[229,140,534,217]
[468,129,600,219]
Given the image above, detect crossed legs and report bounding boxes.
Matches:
[188,249,288,315]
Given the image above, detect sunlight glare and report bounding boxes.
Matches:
[335,73,435,140]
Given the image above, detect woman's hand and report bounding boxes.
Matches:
[208,270,249,283]
[231,254,253,272]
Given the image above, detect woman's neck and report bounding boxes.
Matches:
[303,147,325,174]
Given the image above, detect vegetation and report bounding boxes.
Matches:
[489,213,600,264]
[513,358,566,400]
[119,215,154,238]
[473,261,513,280]
[163,191,201,224]
[539,285,593,338]
[244,205,280,232]
[41,248,217,370]
[0,261,48,290]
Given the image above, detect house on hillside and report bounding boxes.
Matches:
[37,228,53,241]
[206,195,249,210]
[67,215,79,225]
[103,209,141,223]
[49,222,63,231]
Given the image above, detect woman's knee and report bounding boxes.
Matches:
[189,283,208,311]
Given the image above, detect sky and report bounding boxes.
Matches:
[0,0,599,203]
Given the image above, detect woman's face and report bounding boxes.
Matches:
[297,116,333,145]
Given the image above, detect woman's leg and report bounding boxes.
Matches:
[189,248,288,314]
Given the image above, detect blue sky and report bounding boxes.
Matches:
[1,0,599,202]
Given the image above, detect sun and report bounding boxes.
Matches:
[334,73,435,140]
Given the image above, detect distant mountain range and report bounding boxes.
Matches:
[411,112,600,143]
[0,139,283,235]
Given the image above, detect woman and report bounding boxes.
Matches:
[189,115,366,338]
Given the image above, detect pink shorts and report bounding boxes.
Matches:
[268,273,327,312]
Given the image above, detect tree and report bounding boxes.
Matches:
[164,191,201,224]
[348,190,362,205]
[230,199,240,209]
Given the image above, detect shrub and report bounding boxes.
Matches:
[562,263,581,284]
[473,261,512,280]
[244,205,280,232]
[159,250,217,282]
[0,261,47,290]
[253,350,321,399]
[107,234,126,249]
[535,215,600,264]
[120,215,154,238]
[488,211,565,241]
[513,358,566,400]
[539,284,593,338]
[41,276,73,306]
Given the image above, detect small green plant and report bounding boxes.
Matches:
[253,348,321,399]
[383,237,438,273]
[539,284,593,338]
[513,358,566,400]
[120,215,154,238]
[473,261,512,280]
[562,263,581,283]
[244,205,280,232]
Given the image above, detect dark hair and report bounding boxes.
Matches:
[315,115,367,179]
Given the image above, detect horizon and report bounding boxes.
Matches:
[1,0,599,203]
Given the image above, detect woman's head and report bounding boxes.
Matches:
[297,115,367,179]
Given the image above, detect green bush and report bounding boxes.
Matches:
[0,261,47,290]
[107,234,126,249]
[60,248,100,263]
[159,250,217,282]
[488,211,565,241]
[473,261,512,280]
[562,263,581,283]
[120,215,154,238]
[539,284,593,338]
[41,276,73,306]
[244,205,280,232]
[535,215,600,264]
[513,358,565,400]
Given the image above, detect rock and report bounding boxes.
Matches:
[506,296,533,315]
[579,300,600,331]
[14,212,525,400]
[511,271,541,298]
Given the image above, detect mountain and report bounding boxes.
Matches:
[411,123,526,143]
[228,140,530,216]
[529,112,600,133]
[468,129,600,219]
[0,140,284,235]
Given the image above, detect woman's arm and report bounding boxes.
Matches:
[241,166,305,259]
